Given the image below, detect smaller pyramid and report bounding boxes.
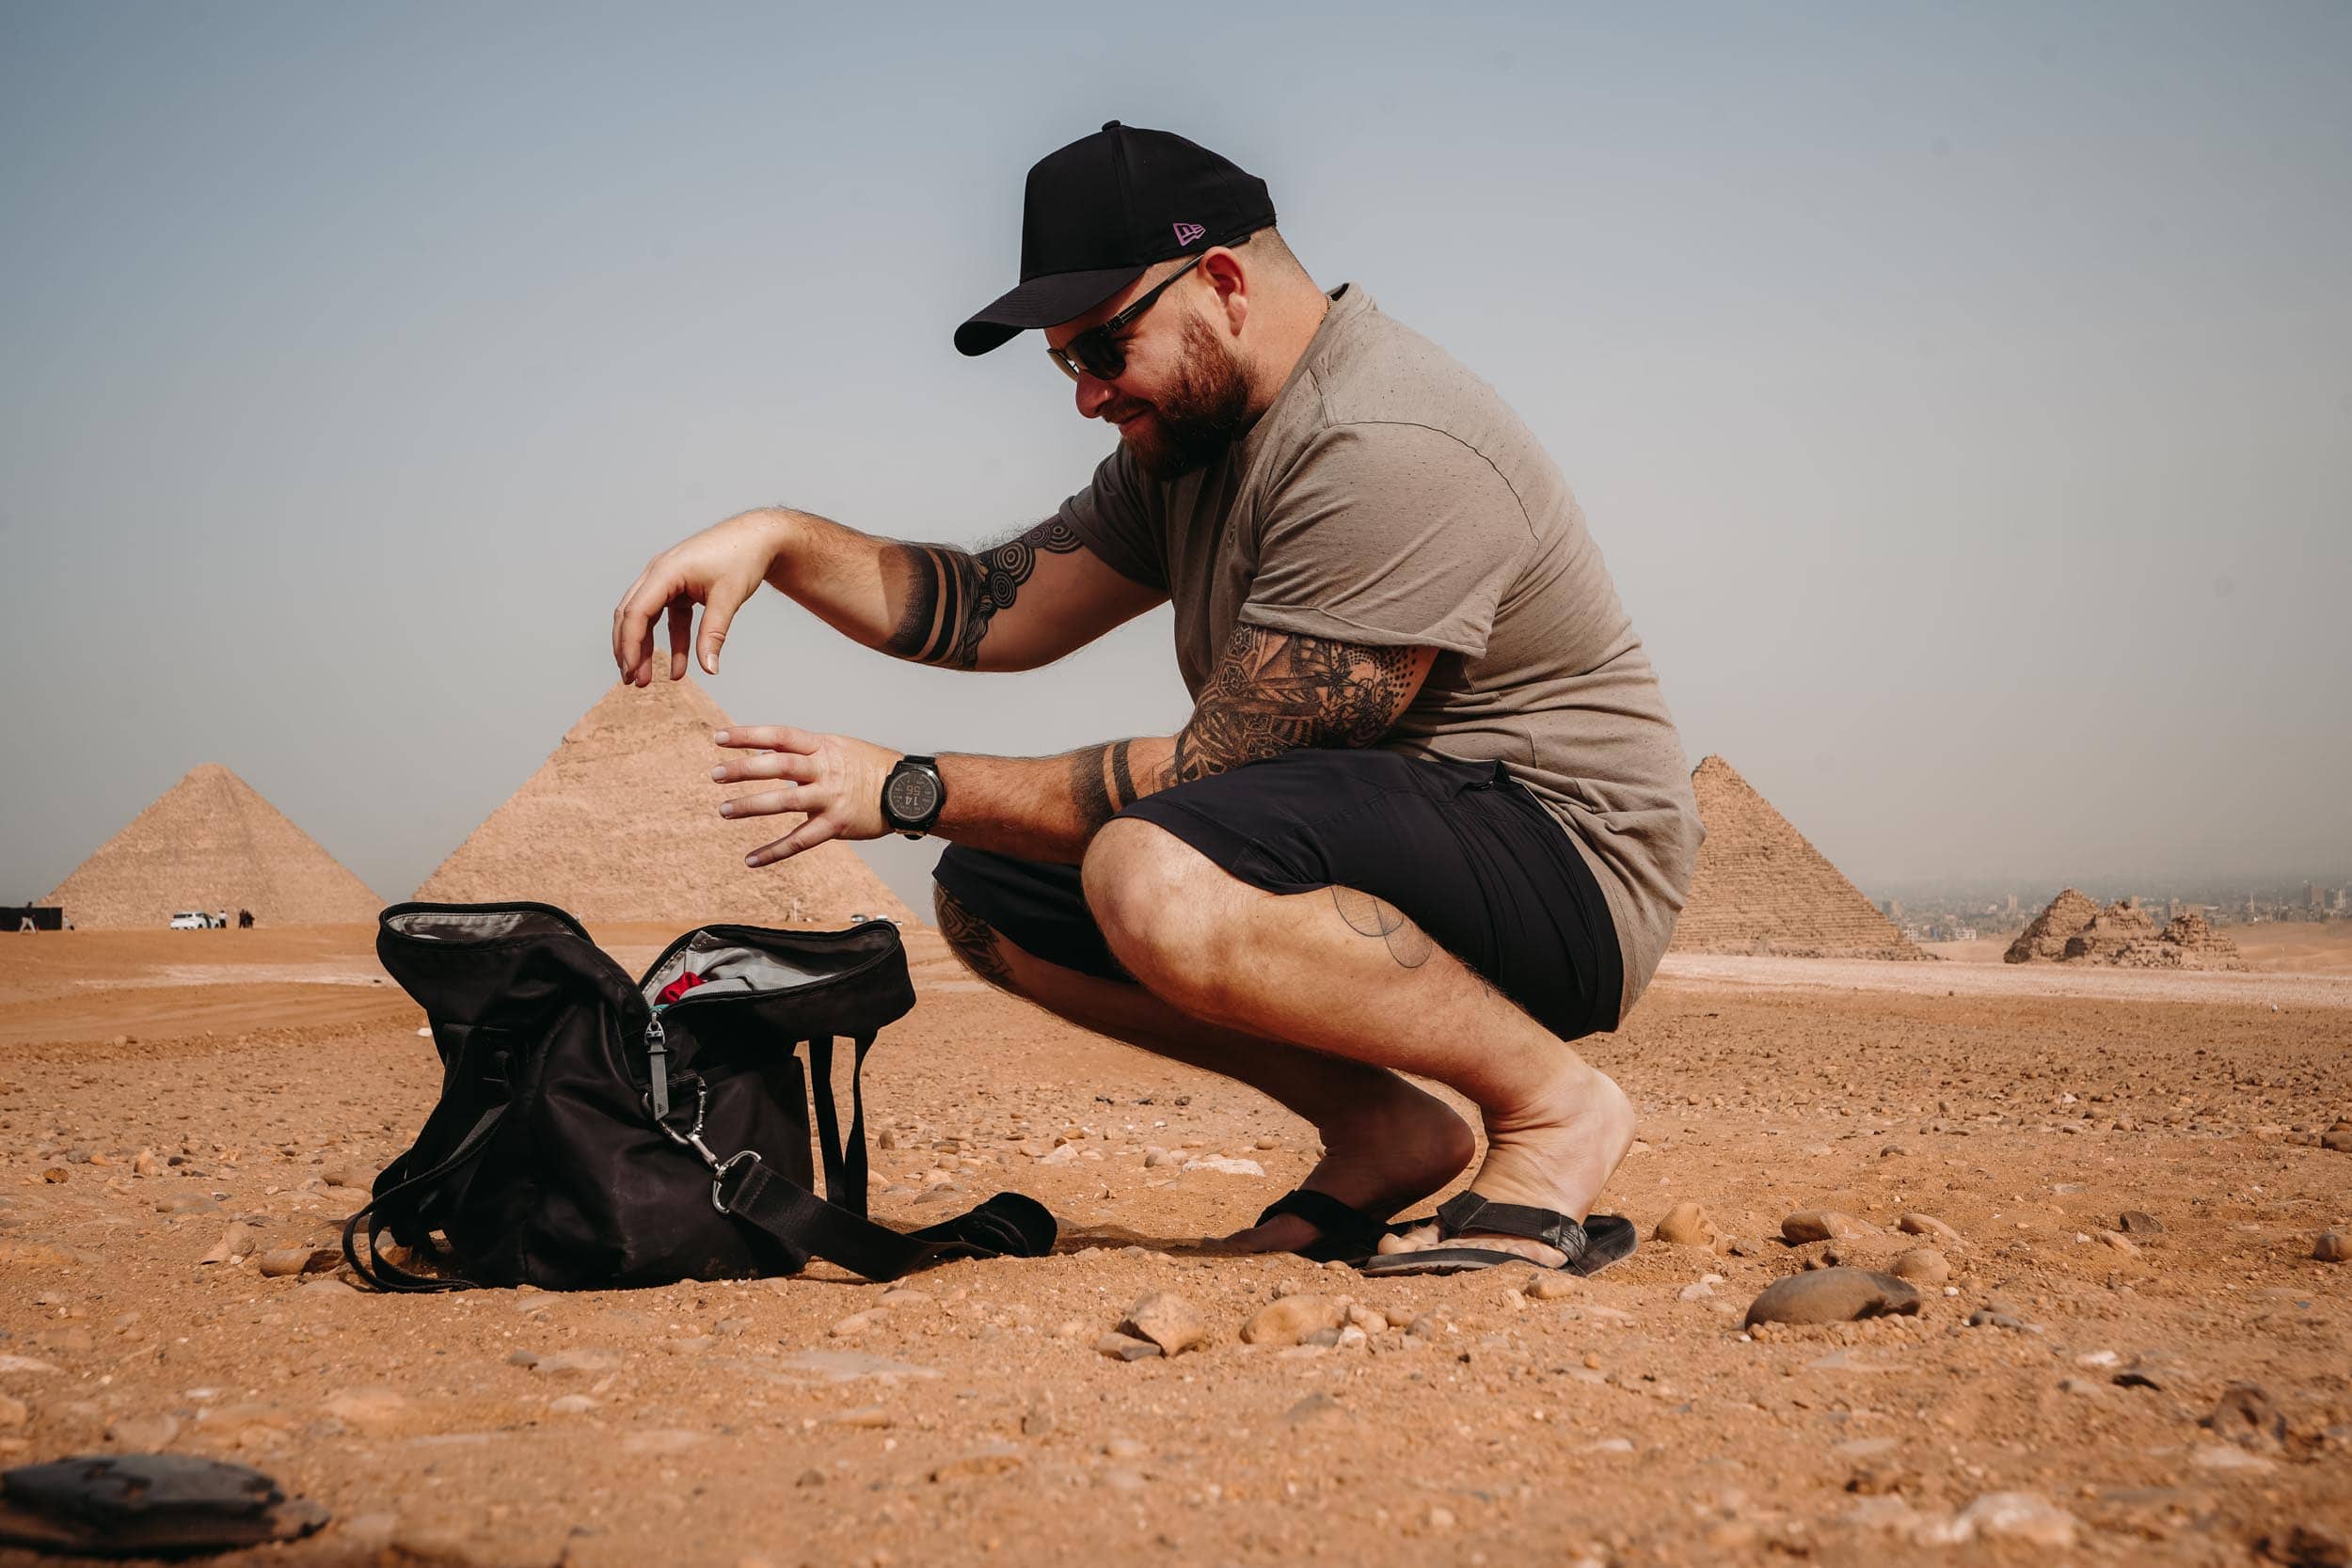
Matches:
[1669,756,1924,959]
[46,765,382,927]
[417,675,914,927]
[2005,887,2101,963]
[2009,892,2246,971]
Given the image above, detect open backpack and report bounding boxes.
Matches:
[344,901,1054,1291]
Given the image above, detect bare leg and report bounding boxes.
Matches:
[1079,819,1636,1266]
[932,885,1474,1251]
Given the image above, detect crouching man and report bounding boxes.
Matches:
[611,122,1701,1275]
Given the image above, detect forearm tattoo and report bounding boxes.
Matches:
[882,519,1083,668]
[1067,627,1425,835]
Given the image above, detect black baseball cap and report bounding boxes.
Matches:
[954,120,1277,356]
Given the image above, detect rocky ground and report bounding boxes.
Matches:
[2,926,2348,1567]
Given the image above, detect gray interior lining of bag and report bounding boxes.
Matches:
[389,909,578,942]
[642,929,866,1001]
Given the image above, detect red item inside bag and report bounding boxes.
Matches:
[656,971,707,1007]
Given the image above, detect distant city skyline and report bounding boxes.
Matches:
[5,3,2346,917]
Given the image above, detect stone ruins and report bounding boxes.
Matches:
[1669,756,1924,960]
[415,674,914,926]
[2007,891,2246,971]
[44,764,382,927]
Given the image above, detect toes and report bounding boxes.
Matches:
[1376,1224,1439,1256]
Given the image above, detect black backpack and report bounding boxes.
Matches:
[343,901,1053,1291]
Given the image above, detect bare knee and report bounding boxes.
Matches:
[931,883,1023,996]
[1082,820,1241,1009]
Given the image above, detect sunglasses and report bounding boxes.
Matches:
[1046,235,1248,383]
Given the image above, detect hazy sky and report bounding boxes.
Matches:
[5,2,2347,917]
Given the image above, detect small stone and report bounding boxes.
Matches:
[549,1395,597,1415]
[1956,1491,2079,1547]
[0,1395,26,1430]
[105,1413,182,1448]
[1426,1506,1457,1531]
[1743,1268,1921,1327]
[1094,1332,1161,1362]
[830,1310,890,1337]
[1889,1247,1950,1288]
[40,1168,66,1184]
[1103,1436,1148,1460]
[1781,1210,1876,1243]
[2118,1210,2164,1235]
[531,1349,622,1377]
[1181,1155,1263,1177]
[878,1289,931,1309]
[827,1405,891,1429]
[1242,1294,1346,1348]
[930,1444,1024,1481]
[1119,1291,1208,1356]
[2202,1382,2286,1449]
[1303,1325,1343,1349]
[1407,1315,1438,1340]
[2314,1230,2347,1263]
[1967,1309,2034,1331]
[1020,1392,1055,1437]
[2096,1229,2141,1259]
[2254,1524,2349,1567]
[1897,1212,1961,1244]
[1142,1148,1184,1169]
[257,1247,315,1278]
[1654,1201,1719,1248]
[1344,1305,1387,1335]
[321,1387,410,1435]
[131,1149,159,1178]
[2321,1130,2351,1153]
[1524,1275,1579,1301]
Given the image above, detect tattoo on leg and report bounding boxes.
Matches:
[1330,887,1436,969]
[933,886,1018,991]
[882,519,1083,669]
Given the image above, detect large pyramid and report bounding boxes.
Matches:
[1669,755,1925,959]
[46,764,383,927]
[416,675,914,926]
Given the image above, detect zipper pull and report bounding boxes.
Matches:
[644,1015,671,1121]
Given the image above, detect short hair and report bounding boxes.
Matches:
[1242,226,1307,278]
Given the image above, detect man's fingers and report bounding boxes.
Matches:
[665,594,692,683]
[712,724,820,754]
[718,786,810,820]
[698,586,743,676]
[746,813,837,868]
[712,752,818,785]
[614,566,681,679]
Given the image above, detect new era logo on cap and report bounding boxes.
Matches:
[1172,221,1206,246]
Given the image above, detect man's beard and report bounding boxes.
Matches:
[1117,313,1252,481]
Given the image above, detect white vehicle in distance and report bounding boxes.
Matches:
[169,911,214,929]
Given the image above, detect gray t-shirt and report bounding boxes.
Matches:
[1057,283,1701,1022]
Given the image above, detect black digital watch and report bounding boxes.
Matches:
[880,754,946,840]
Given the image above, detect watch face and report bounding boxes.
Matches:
[886,768,940,824]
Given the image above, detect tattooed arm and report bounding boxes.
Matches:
[933,624,1438,862]
[612,506,1165,683]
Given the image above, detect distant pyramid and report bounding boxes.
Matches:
[1669,756,1924,959]
[416,675,914,926]
[46,764,382,927]
[2005,886,2101,963]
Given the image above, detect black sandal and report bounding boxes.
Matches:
[1252,1188,1403,1263]
[1355,1190,1637,1276]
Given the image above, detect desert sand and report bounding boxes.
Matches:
[3,923,2347,1567]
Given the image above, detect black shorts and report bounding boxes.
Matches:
[931,750,1622,1041]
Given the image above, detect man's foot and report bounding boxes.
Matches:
[1375,1061,1634,1267]
[1207,1072,1475,1256]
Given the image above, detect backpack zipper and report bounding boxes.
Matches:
[644,1015,671,1120]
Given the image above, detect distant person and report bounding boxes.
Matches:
[611,123,1701,1275]
[238,909,254,929]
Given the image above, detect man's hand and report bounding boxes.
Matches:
[711,725,902,866]
[612,510,795,686]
